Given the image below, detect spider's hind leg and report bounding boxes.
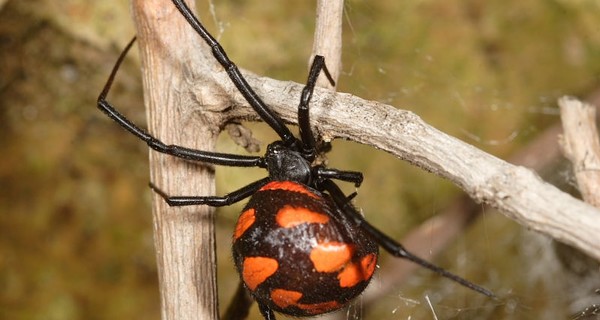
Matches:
[258,303,276,320]
[321,179,497,300]
[223,281,254,320]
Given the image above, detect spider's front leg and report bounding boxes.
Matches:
[150,177,270,207]
[97,37,266,169]
[171,0,296,147]
[297,55,335,158]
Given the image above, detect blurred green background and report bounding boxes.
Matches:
[1,0,600,319]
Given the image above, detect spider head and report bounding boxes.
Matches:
[264,141,313,185]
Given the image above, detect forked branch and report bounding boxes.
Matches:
[202,69,600,261]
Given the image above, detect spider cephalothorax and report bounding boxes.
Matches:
[97,0,495,318]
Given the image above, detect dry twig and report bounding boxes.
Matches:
[210,72,600,261]
[559,96,600,208]
[361,90,600,307]
[311,0,344,88]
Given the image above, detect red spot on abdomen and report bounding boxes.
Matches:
[297,300,342,315]
[271,288,303,309]
[260,181,319,199]
[270,288,341,315]
[337,253,377,288]
[276,205,329,228]
[234,208,256,240]
[243,257,278,291]
[309,241,352,272]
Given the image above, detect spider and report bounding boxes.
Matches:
[97,0,495,318]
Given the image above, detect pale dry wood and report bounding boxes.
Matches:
[200,69,600,261]
[559,96,600,208]
[360,91,600,308]
[131,0,218,319]
[311,0,344,88]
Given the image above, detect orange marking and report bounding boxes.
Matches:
[260,181,319,199]
[309,241,353,272]
[233,208,256,240]
[337,253,377,288]
[276,205,329,228]
[270,289,341,315]
[337,264,361,288]
[243,257,278,291]
[271,288,302,309]
[360,253,377,280]
[297,300,341,315]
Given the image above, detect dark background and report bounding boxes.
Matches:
[1,0,600,319]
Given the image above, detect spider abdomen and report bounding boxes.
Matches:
[232,181,379,316]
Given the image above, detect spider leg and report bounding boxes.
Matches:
[258,303,276,320]
[150,177,270,207]
[171,0,296,148]
[97,37,265,168]
[315,166,363,187]
[321,179,497,300]
[223,281,254,320]
[297,56,335,159]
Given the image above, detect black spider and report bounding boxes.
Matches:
[97,1,495,319]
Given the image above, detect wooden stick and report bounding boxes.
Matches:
[559,96,600,208]
[311,0,344,88]
[131,1,218,319]
[350,91,600,311]
[192,68,600,261]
